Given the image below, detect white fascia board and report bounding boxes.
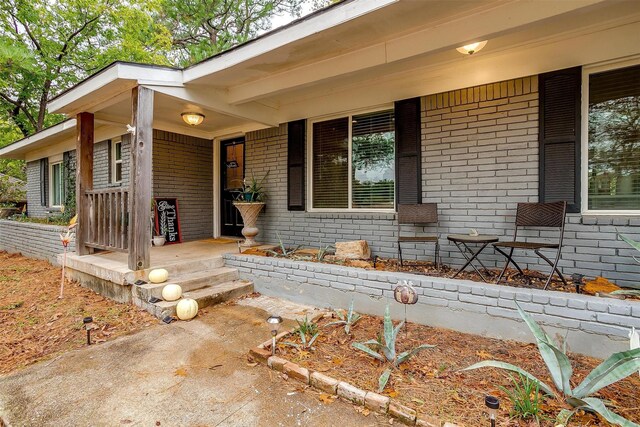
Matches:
[0,119,77,159]
[48,63,183,114]
[24,125,126,162]
[227,0,608,105]
[182,0,398,83]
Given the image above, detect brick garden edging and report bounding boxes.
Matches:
[225,253,640,359]
[248,317,458,427]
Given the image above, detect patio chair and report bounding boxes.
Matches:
[397,203,439,268]
[493,201,568,290]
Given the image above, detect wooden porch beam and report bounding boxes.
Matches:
[128,86,154,271]
[75,112,94,256]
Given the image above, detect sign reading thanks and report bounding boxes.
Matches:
[154,198,182,244]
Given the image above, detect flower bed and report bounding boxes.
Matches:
[251,310,640,426]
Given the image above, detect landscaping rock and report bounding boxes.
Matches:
[283,362,310,384]
[267,356,288,372]
[335,240,371,260]
[389,402,417,425]
[364,391,390,413]
[416,414,441,426]
[248,347,271,363]
[310,372,339,394]
[337,381,366,405]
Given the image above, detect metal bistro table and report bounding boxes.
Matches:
[447,234,499,282]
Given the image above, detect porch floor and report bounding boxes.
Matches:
[62,238,255,287]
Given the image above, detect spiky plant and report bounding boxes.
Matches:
[325,300,362,334]
[266,232,300,258]
[283,316,320,350]
[499,374,542,423]
[462,302,640,427]
[352,304,435,391]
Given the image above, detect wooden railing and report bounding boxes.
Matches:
[85,188,129,252]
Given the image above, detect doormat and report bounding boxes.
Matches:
[202,238,241,244]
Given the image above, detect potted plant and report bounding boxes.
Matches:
[150,199,165,246]
[233,172,268,247]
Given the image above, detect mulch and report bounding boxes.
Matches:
[276,314,640,427]
[0,251,155,374]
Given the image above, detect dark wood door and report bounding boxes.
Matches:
[221,138,245,237]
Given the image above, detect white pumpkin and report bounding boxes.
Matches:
[161,284,182,302]
[176,298,198,320]
[148,268,169,284]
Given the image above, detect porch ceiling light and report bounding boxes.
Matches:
[456,40,487,55]
[181,112,205,126]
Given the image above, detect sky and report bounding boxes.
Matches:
[268,2,315,32]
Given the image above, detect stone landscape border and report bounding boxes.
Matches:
[248,316,458,427]
[225,253,640,359]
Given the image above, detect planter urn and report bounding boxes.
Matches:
[233,202,265,247]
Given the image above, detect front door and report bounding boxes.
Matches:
[221,138,245,237]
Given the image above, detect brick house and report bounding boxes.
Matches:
[1,0,639,288]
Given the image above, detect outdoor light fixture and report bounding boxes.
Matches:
[456,40,487,55]
[485,395,499,427]
[83,316,94,345]
[181,112,205,126]
[266,315,283,355]
[572,273,584,294]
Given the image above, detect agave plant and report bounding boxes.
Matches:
[325,300,362,334]
[266,232,300,258]
[352,304,435,392]
[462,302,640,426]
[283,316,320,350]
[619,234,640,264]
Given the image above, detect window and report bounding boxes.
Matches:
[585,63,640,212]
[49,161,63,207]
[310,109,395,211]
[111,139,122,183]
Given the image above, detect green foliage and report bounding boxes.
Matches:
[499,374,542,422]
[462,302,640,426]
[325,300,361,335]
[266,232,300,257]
[317,244,333,261]
[10,214,69,226]
[284,316,319,350]
[619,234,640,264]
[235,171,269,202]
[0,173,25,203]
[352,304,435,391]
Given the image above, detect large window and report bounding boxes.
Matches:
[49,161,63,207]
[310,109,395,210]
[111,139,122,183]
[586,63,640,211]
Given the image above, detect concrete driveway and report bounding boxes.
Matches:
[0,299,379,427]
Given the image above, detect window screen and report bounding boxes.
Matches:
[312,117,348,209]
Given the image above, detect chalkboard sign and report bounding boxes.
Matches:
[154,198,182,244]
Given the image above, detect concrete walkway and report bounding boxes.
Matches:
[0,299,377,426]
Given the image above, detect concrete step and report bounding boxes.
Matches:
[126,257,225,283]
[141,279,254,318]
[133,267,239,301]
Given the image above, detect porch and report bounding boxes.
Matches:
[61,239,257,317]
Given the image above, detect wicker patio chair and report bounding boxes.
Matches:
[397,203,439,268]
[493,201,568,290]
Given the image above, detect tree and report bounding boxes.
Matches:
[158,0,305,66]
[0,0,172,138]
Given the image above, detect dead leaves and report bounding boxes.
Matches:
[318,393,337,404]
[583,276,622,295]
[174,367,188,377]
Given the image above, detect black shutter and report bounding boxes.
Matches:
[39,158,48,206]
[394,97,422,205]
[62,151,69,201]
[539,67,581,213]
[107,139,112,183]
[287,120,306,211]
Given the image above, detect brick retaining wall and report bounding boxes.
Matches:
[0,219,74,264]
[225,253,640,359]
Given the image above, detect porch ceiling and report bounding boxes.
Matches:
[94,92,263,140]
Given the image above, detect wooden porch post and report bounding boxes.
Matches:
[76,112,94,256]
[128,86,154,270]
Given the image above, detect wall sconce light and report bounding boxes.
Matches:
[266,315,283,355]
[181,112,205,126]
[456,40,487,55]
